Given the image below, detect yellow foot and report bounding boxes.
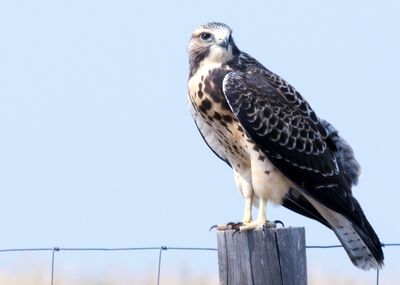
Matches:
[239,220,277,231]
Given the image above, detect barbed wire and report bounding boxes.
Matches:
[0,243,398,285]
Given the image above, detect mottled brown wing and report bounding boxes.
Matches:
[222,71,353,215]
[223,71,384,267]
[223,70,383,268]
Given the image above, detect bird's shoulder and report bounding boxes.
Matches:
[223,55,343,178]
[225,53,329,139]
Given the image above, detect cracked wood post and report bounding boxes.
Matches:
[216,227,307,285]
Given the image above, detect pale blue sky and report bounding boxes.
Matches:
[0,0,399,283]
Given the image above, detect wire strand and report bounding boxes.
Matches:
[1,242,398,285]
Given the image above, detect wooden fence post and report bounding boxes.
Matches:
[216,227,307,285]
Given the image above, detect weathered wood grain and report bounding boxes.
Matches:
[276,228,307,285]
[216,227,307,285]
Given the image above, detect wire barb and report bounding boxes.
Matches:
[51,247,58,285]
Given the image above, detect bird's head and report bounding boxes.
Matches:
[188,22,239,74]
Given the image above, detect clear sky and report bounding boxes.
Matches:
[0,0,399,283]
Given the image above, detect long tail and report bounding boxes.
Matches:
[307,195,384,270]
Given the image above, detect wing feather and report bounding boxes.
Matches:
[222,70,383,268]
[222,71,345,191]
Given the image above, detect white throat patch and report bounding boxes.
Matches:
[202,45,233,66]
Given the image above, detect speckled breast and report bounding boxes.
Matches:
[188,65,251,170]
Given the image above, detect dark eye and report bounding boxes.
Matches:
[200,32,212,41]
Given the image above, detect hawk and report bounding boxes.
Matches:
[187,22,384,270]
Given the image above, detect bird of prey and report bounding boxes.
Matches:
[187,22,384,270]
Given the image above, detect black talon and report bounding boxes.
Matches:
[274,220,285,228]
[231,222,243,237]
[232,222,243,230]
[232,228,240,237]
[235,222,243,227]
[209,225,218,231]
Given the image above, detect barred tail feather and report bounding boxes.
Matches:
[332,219,383,270]
[307,196,384,270]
